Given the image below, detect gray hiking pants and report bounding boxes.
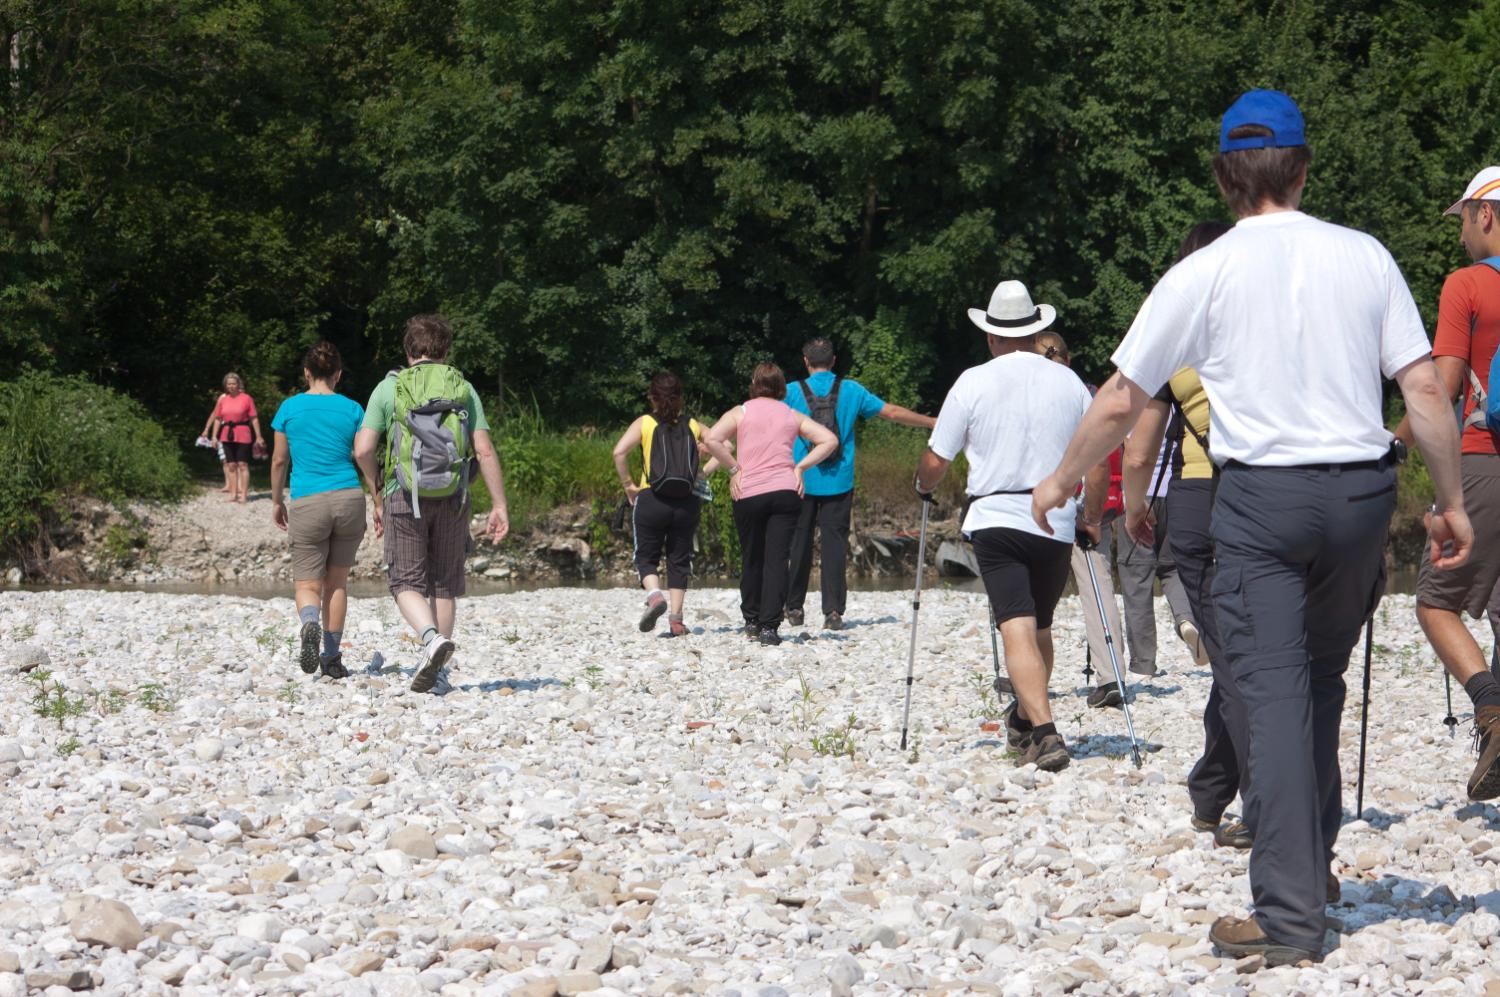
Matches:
[1211,462,1392,952]
[1114,495,1194,676]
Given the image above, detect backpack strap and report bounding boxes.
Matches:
[798,380,817,408]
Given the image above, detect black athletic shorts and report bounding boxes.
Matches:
[970,526,1073,629]
[221,441,253,463]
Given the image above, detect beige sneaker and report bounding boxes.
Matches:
[1178,619,1209,666]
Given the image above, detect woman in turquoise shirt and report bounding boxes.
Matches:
[270,341,372,679]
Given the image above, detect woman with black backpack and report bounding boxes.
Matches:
[612,372,720,637]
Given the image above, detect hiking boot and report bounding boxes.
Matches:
[744,623,761,640]
[1002,701,1031,750]
[319,654,350,680]
[639,592,667,633]
[667,615,688,638]
[1191,812,1252,848]
[1468,705,1500,801]
[298,620,321,675]
[1086,682,1123,709]
[1208,915,1318,967]
[411,635,454,694]
[758,627,782,647]
[824,611,844,631]
[786,609,804,628]
[1178,618,1209,666]
[1020,732,1070,771]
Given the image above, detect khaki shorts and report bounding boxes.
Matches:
[1417,453,1500,618]
[288,488,368,581]
[382,489,472,599]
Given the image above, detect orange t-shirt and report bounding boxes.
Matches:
[214,392,258,444]
[1433,263,1500,456]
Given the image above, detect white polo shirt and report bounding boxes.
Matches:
[1111,211,1431,466]
[929,350,1093,541]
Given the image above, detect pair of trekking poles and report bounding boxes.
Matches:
[898,497,1144,769]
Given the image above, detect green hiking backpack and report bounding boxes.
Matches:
[386,362,475,519]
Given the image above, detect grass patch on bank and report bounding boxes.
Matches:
[0,370,191,556]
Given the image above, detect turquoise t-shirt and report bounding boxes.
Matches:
[271,392,365,500]
[786,372,885,496]
[361,368,490,496]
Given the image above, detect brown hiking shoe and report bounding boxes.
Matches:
[1208,915,1318,966]
[1002,701,1031,750]
[639,592,667,632]
[1468,705,1500,801]
[667,615,688,637]
[1019,732,1070,771]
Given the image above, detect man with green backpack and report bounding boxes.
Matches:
[354,314,511,693]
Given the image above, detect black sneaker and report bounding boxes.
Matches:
[1002,701,1031,750]
[758,627,782,647]
[1086,682,1122,708]
[319,654,350,680]
[786,609,804,627]
[824,611,844,631]
[411,635,455,693]
[298,620,321,674]
[744,623,761,640]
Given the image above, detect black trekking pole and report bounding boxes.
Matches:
[1078,532,1143,768]
[1356,620,1374,816]
[899,497,932,752]
[989,608,1012,698]
[1443,673,1459,738]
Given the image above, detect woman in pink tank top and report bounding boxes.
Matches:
[704,363,837,645]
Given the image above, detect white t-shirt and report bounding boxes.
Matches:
[1111,211,1431,466]
[929,351,1093,542]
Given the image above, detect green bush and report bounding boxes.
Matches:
[0,370,191,555]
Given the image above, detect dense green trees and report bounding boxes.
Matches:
[5,0,1500,435]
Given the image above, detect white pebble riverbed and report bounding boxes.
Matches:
[0,588,1498,996]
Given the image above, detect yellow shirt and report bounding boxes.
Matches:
[1168,368,1213,479]
[639,415,704,487]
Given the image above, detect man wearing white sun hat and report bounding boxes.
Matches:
[914,280,1108,773]
[1396,164,1500,806]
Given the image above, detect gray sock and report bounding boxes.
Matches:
[322,630,341,659]
[299,606,319,626]
[419,625,439,645]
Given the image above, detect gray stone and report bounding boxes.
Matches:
[827,954,862,997]
[389,825,438,860]
[25,966,95,990]
[5,645,48,674]
[575,935,612,975]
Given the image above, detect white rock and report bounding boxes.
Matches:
[193,737,224,762]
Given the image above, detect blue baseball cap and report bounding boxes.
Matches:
[1219,89,1306,152]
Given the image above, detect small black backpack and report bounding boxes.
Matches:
[798,376,843,466]
[647,418,700,498]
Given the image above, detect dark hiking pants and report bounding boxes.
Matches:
[733,489,801,630]
[1211,462,1393,952]
[786,489,854,618]
[1172,478,1250,824]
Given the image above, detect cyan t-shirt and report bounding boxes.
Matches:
[271,392,365,500]
[786,372,885,496]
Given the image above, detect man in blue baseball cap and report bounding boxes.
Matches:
[1031,88,1470,965]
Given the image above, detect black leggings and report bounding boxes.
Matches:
[632,489,700,589]
[733,489,801,630]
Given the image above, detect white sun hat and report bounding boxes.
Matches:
[1444,166,1500,216]
[967,280,1057,337]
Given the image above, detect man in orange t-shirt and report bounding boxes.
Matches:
[1402,166,1500,801]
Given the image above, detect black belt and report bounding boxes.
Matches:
[1222,454,1395,474]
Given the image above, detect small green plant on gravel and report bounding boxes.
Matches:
[13,622,36,642]
[98,689,128,715]
[790,669,825,731]
[811,713,858,760]
[500,628,522,645]
[138,682,176,713]
[277,682,300,704]
[968,667,1001,720]
[906,724,924,764]
[583,663,604,690]
[27,669,89,729]
[57,737,81,757]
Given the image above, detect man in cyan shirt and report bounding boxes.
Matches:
[784,337,935,631]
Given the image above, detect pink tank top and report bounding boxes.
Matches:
[735,398,800,498]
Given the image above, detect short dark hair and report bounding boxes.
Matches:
[749,362,787,400]
[802,337,835,368]
[647,371,684,425]
[1176,221,1233,262]
[303,341,343,381]
[1465,200,1500,223]
[1212,125,1312,218]
[403,314,453,360]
